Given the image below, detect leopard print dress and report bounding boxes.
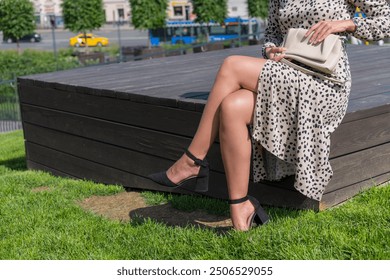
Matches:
[252,0,390,201]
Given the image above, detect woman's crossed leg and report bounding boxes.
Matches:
[160,55,267,230]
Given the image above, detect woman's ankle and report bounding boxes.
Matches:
[167,154,200,183]
[230,200,255,231]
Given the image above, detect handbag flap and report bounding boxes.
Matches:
[282,28,340,63]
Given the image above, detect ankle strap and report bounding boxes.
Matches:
[185,149,208,167]
[228,196,249,204]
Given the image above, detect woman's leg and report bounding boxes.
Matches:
[167,55,265,184]
[219,89,257,231]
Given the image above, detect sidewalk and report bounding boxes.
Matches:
[0,121,22,133]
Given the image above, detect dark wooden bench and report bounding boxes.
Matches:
[17,44,390,210]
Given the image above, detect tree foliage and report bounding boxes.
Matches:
[129,0,168,30]
[192,0,227,24]
[247,0,269,19]
[62,0,105,33]
[0,0,35,50]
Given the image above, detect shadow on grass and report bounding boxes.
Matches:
[128,203,308,235]
[129,203,233,234]
[78,188,309,234]
[0,156,27,171]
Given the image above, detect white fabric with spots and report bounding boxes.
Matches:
[252,0,390,201]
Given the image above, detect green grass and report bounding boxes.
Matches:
[0,131,389,260]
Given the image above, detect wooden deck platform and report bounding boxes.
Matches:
[17,44,390,210]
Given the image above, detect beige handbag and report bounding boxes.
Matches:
[280,28,343,83]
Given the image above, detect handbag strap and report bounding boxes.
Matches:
[280,58,345,84]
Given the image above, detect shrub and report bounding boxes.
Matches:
[0,49,79,80]
[0,49,80,110]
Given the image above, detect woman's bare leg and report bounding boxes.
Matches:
[219,89,257,231]
[167,55,265,184]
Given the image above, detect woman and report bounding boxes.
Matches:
[149,0,390,231]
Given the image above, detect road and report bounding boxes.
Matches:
[0,25,149,51]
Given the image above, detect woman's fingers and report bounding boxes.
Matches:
[305,20,353,44]
[310,23,333,44]
[271,47,287,53]
[269,47,286,62]
[305,22,321,38]
[314,28,333,44]
[306,21,349,44]
[266,47,286,60]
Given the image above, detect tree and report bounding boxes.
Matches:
[62,0,105,50]
[0,0,35,53]
[192,0,227,41]
[247,0,269,19]
[129,0,168,47]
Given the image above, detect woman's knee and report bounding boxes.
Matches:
[219,55,241,76]
[220,91,255,124]
[219,55,265,91]
[220,94,241,116]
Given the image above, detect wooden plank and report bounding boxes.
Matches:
[19,85,203,136]
[22,103,390,203]
[345,93,390,114]
[349,84,390,101]
[27,160,77,179]
[23,123,227,193]
[18,50,229,97]
[208,171,319,210]
[25,140,319,210]
[25,141,192,194]
[22,101,390,174]
[20,46,390,112]
[250,181,319,210]
[21,106,225,172]
[21,104,192,158]
[24,124,167,177]
[330,111,390,158]
[25,121,376,211]
[17,45,390,114]
[320,172,390,210]
[327,141,390,193]
[341,104,390,123]
[28,111,383,211]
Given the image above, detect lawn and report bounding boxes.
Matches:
[0,130,389,260]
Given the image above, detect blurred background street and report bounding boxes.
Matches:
[0,24,148,51]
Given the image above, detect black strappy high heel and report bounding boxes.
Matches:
[228,195,269,229]
[147,149,209,192]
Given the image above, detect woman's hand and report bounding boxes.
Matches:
[265,47,287,62]
[305,20,357,44]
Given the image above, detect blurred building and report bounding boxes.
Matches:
[32,0,62,28]
[103,0,131,23]
[167,0,249,21]
[31,0,131,28]
[30,0,252,28]
[167,1,194,21]
[228,0,248,18]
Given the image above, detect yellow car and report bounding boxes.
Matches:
[69,33,109,47]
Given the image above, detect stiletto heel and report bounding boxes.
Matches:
[147,149,209,192]
[228,195,269,229]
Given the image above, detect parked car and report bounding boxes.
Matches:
[69,33,109,47]
[3,32,42,43]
